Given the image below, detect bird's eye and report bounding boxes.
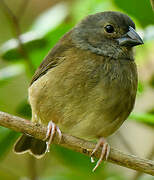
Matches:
[104,25,114,33]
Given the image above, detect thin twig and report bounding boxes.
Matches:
[0,0,35,74]
[0,111,154,176]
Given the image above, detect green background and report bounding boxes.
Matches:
[0,0,154,180]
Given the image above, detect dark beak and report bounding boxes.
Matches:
[117,26,144,47]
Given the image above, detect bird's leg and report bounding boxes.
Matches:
[91,137,110,172]
[44,121,62,152]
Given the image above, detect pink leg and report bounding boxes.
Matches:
[44,121,62,152]
[91,137,110,172]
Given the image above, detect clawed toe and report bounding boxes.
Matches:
[44,121,62,152]
[91,138,110,172]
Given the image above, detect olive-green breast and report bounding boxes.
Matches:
[28,47,137,140]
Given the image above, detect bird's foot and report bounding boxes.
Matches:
[91,137,110,172]
[44,121,62,152]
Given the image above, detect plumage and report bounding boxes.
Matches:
[14,11,143,159]
[29,47,137,140]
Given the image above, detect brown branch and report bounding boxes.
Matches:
[0,111,154,176]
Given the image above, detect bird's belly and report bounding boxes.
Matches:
[29,59,137,140]
[58,87,134,140]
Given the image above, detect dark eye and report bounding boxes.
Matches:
[104,25,114,33]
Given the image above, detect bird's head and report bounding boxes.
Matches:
[71,11,143,60]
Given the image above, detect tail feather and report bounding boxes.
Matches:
[14,135,47,158]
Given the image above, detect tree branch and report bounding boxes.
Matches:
[0,111,154,176]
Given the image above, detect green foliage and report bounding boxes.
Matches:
[113,0,154,27]
[31,23,73,68]
[0,64,25,85]
[130,113,154,125]
[0,0,154,179]
[137,81,145,94]
[72,0,115,22]
[16,100,31,118]
[31,3,69,36]
[0,127,19,159]
[52,145,100,172]
[48,145,125,180]
[0,36,47,61]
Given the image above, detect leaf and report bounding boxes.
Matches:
[41,174,85,180]
[113,0,154,27]
[16,100,31,118]
[30,22,74,67]
[31,3,69,36]
[0,32,47,61]
[137,81,145,94]
[0,2,68,62]
[0,64,25,85]
[144,26,154,41]
[0,127,19,160]
[129,113,154,125]
[51,145,106,175]
[52,145,93,171]
[41,174,86,180]
[72,0,115,22]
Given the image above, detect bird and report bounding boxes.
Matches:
[14,11,143,171]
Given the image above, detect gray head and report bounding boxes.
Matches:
[71,11,143,60]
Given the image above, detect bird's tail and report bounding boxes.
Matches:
[13,135,47,158]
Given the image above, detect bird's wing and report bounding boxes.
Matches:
[30,37,70,86]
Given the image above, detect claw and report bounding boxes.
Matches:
[91,138,110,172]
[91,157,95,163]
[44,121,62,152]
[56,126,62,143]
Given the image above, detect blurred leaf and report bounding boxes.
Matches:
[144,26,154,41]
[148,108,154,114]
[0,169,18,180]
[0,127,19,160]
[53,145,93,171]
[0,64,25,85]
[42,172,126,180]
[31,3,68,36]
[0,127,11,141]
[105,174,127,180]
[140,174,154,180]
[45,23,73,44]
[0,32,47,61]
[149,74,154,88]
[137,81,145,94]
[113,0,154,27]
[30,22,74,68]
[72,0,115,22]
[41,174,86,180]
[16,99,31,118]
[0,2,68,62]
[1,22,73,69]
[129,113,154,125]
[52,145,106,177]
